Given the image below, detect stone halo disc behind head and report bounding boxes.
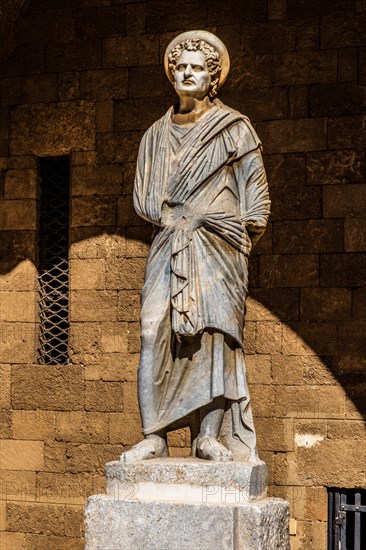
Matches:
[164,30,230,90]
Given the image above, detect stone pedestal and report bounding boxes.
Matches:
[85,458,290,550]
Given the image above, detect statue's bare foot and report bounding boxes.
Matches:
[196,435,233,462]
[120,435,168,463]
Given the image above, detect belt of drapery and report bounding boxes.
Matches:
[161,202,251,255]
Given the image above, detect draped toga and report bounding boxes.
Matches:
[133,101,270,459]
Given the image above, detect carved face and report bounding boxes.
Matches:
[173,50,211,99]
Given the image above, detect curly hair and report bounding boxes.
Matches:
[168,39,222,98]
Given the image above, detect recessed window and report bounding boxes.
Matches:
[37,156,70,365]
[328,488,366,550]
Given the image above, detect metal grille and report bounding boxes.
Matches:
[37,156,70,365]
[328,488,366,550]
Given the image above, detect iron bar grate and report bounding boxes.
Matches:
[37,156,70,365]
[328,488,366,550]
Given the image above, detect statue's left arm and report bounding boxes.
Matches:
[230,120,271,251]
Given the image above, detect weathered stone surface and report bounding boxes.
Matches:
[46,40,102,72]
[270,186,321,220]
[65,443,122,474]
[323,184,366,218]
[4,169,37,199]
[12,410,55,440]
[300,288,352,321]
[55,411,109,444]
[10,101,95,156]
[103,35,159,68]
[221,86,288,121]
[80,69,128,100]
[75,5,126,39]
[328,115,366,150]
[0,199,37,230]
[306,150,366,184]
[85,381,124,412]
[274,51,337,85]
[97,131,143,163]
[146,0,206,33]
[309,83,366,116]
[345,219,366,252]
[207,0,267,25]
[257,119,327,153]
[6,502,65,536]
[241,22,295,54]
[106,458,268,502]
[114,98,166,131]
[85,494,289,550]
[320,253,366,287]
[321,13,366,48]
[0,440,44,471]
[70,290,117,321]
[259,254,319,287]
[11,365,84,411]
[273,219,344,254]
[288,0,355,18]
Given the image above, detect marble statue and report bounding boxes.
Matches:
[120,30,270,464]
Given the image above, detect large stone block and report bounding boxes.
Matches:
[55,411,109,444]
[345,218,366,252]
[328,115,366,150]
[0,199,37,230]
[4,169,38,199]
[65,443,122,474]
[6,502,65,536]
[103,35,159,68]
[259,254,319,287]
[257,119,327,154]
[270,186,321,220]
[288,0,354,18]
[241,22,295,55]
[306,150,366,185]
[273,219,344,254]
[309,82,366,116]
[320,253,366,287]
[321,12,366,48]
[46,40,102,72]
[10,101,95,156]
[106,458,268,502]
[85,458,289,550]
[80,69,128,100]
[11,364,84,411]
[0,440,44,471]
[75,5,126,39]
[206,0,267,25]
[114,98,166,131]
[273,51,337,85]
[323,184,366,218]
[300,288,352,321]
[146,0,206,33]
[0,470,36,502]
[71,164,122,197]
[221,87,288,122]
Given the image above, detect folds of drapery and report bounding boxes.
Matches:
[134,103,270,344]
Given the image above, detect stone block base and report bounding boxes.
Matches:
[84,458,290,550]
[85,495,289,550]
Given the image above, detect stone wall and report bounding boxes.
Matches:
[0,1,365,548]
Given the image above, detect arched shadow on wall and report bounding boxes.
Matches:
[1,202,365,420]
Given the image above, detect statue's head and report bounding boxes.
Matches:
[164,31,230,100]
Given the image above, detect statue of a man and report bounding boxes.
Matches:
[121,31,270,463]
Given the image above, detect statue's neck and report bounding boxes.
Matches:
[172,96,214,127]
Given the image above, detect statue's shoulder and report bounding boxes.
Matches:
[216,101,261,152]
[144,109,171,138]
